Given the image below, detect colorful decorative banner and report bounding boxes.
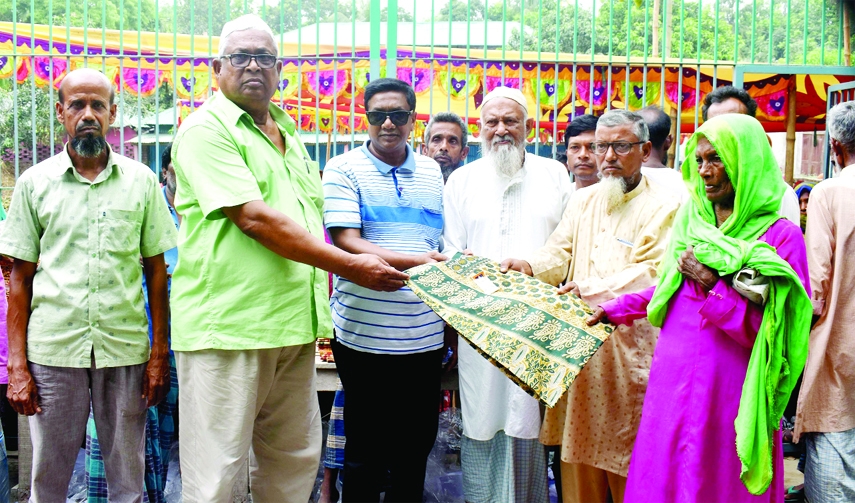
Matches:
[3,22,852,138]
[406,255,615,407]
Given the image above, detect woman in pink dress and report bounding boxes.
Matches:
[588,114,812,502]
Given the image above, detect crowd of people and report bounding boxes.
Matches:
[0,12,852,503]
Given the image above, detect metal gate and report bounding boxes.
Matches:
[823,81,855,178]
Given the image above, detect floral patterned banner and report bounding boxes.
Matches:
[3,22,852,136]
[406,255,615,407]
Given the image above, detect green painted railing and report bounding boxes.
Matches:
[0,0,852,201]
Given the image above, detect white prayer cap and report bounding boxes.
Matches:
[481,86,529,115]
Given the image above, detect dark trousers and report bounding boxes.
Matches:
[331,339,443,503]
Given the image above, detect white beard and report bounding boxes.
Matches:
[483,137,525,178]
[600,174,627,211]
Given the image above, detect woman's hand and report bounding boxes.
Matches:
[677,245,719,291]
[586,307,609,326]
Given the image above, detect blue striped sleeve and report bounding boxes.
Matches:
[322,162,362,229]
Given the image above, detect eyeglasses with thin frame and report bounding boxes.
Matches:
[567,143,595,154]
[365,110,413,127]
[221,53,278,69]
[592,141,645,155]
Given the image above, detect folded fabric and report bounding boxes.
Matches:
[406,254,615,407]
[732,267,771,305]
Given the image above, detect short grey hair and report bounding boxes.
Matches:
[423,112,468,148]
[596,109,650,143]
[827,101,855,153]
[218,14,277,58]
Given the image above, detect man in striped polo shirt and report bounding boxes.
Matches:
[323,77,448,502]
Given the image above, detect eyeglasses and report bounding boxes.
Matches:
[567,143,594,154]
[222,53,278,69]
[592,141,645,155]
[365,110,413,126]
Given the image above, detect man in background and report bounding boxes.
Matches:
[795,101,855,503]
[638,106,687,201]
[564,114,601,193]
[422,111,470,182]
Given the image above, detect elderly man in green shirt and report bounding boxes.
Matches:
[0,68,177,502]
[170,15,407,503]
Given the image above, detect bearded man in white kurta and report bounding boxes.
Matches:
[502,109,680,503]
[442,86,573,503]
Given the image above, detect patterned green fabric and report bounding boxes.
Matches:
[406,255,615,407]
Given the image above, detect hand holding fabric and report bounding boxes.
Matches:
[586,306,609,326]
[557,281,580,296]
[499,258,533,276]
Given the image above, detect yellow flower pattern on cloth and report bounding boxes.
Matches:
[406,254,615,407]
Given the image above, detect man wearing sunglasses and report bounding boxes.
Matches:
[169,15,407,503]
[502,110,680,503]
[323,78,447,502]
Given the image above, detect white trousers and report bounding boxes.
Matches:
[177,343,321,503]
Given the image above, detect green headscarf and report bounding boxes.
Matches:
[646,114,811,495]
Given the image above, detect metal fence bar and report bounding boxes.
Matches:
[1,0,853,198]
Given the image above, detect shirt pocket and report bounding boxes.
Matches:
[101,209,143,255]
[591,230,632,278]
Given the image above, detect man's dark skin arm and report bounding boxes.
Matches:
[142,254,170,407]
[329,228,448,271]
[222,201,409,291]
[6,259,40,415]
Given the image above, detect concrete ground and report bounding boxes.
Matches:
[784,457,804,491]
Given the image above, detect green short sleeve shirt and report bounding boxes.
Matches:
[170,92,331,351]
[0,147,178,368]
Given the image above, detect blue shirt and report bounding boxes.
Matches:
[143,187,180,344]
[323,142,444,354]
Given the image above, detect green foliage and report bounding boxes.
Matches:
[436,0,486,21]
[0,83,61,151]
[1,0,158,31]
[503,0,852,64]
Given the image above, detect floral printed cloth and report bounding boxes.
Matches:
[407,254,615,407]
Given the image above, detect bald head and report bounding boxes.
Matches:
[638,106,672,166]
[59,68,115,105]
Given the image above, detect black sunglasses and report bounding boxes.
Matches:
[365,110,413,126]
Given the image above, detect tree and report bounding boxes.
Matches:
[436,0,486,21]
[1,0,158,31]
[500,0,852,65]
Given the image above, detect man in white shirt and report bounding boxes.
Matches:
[703,85,800,224]
[442,86,573,503]
[639,106,687,202]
